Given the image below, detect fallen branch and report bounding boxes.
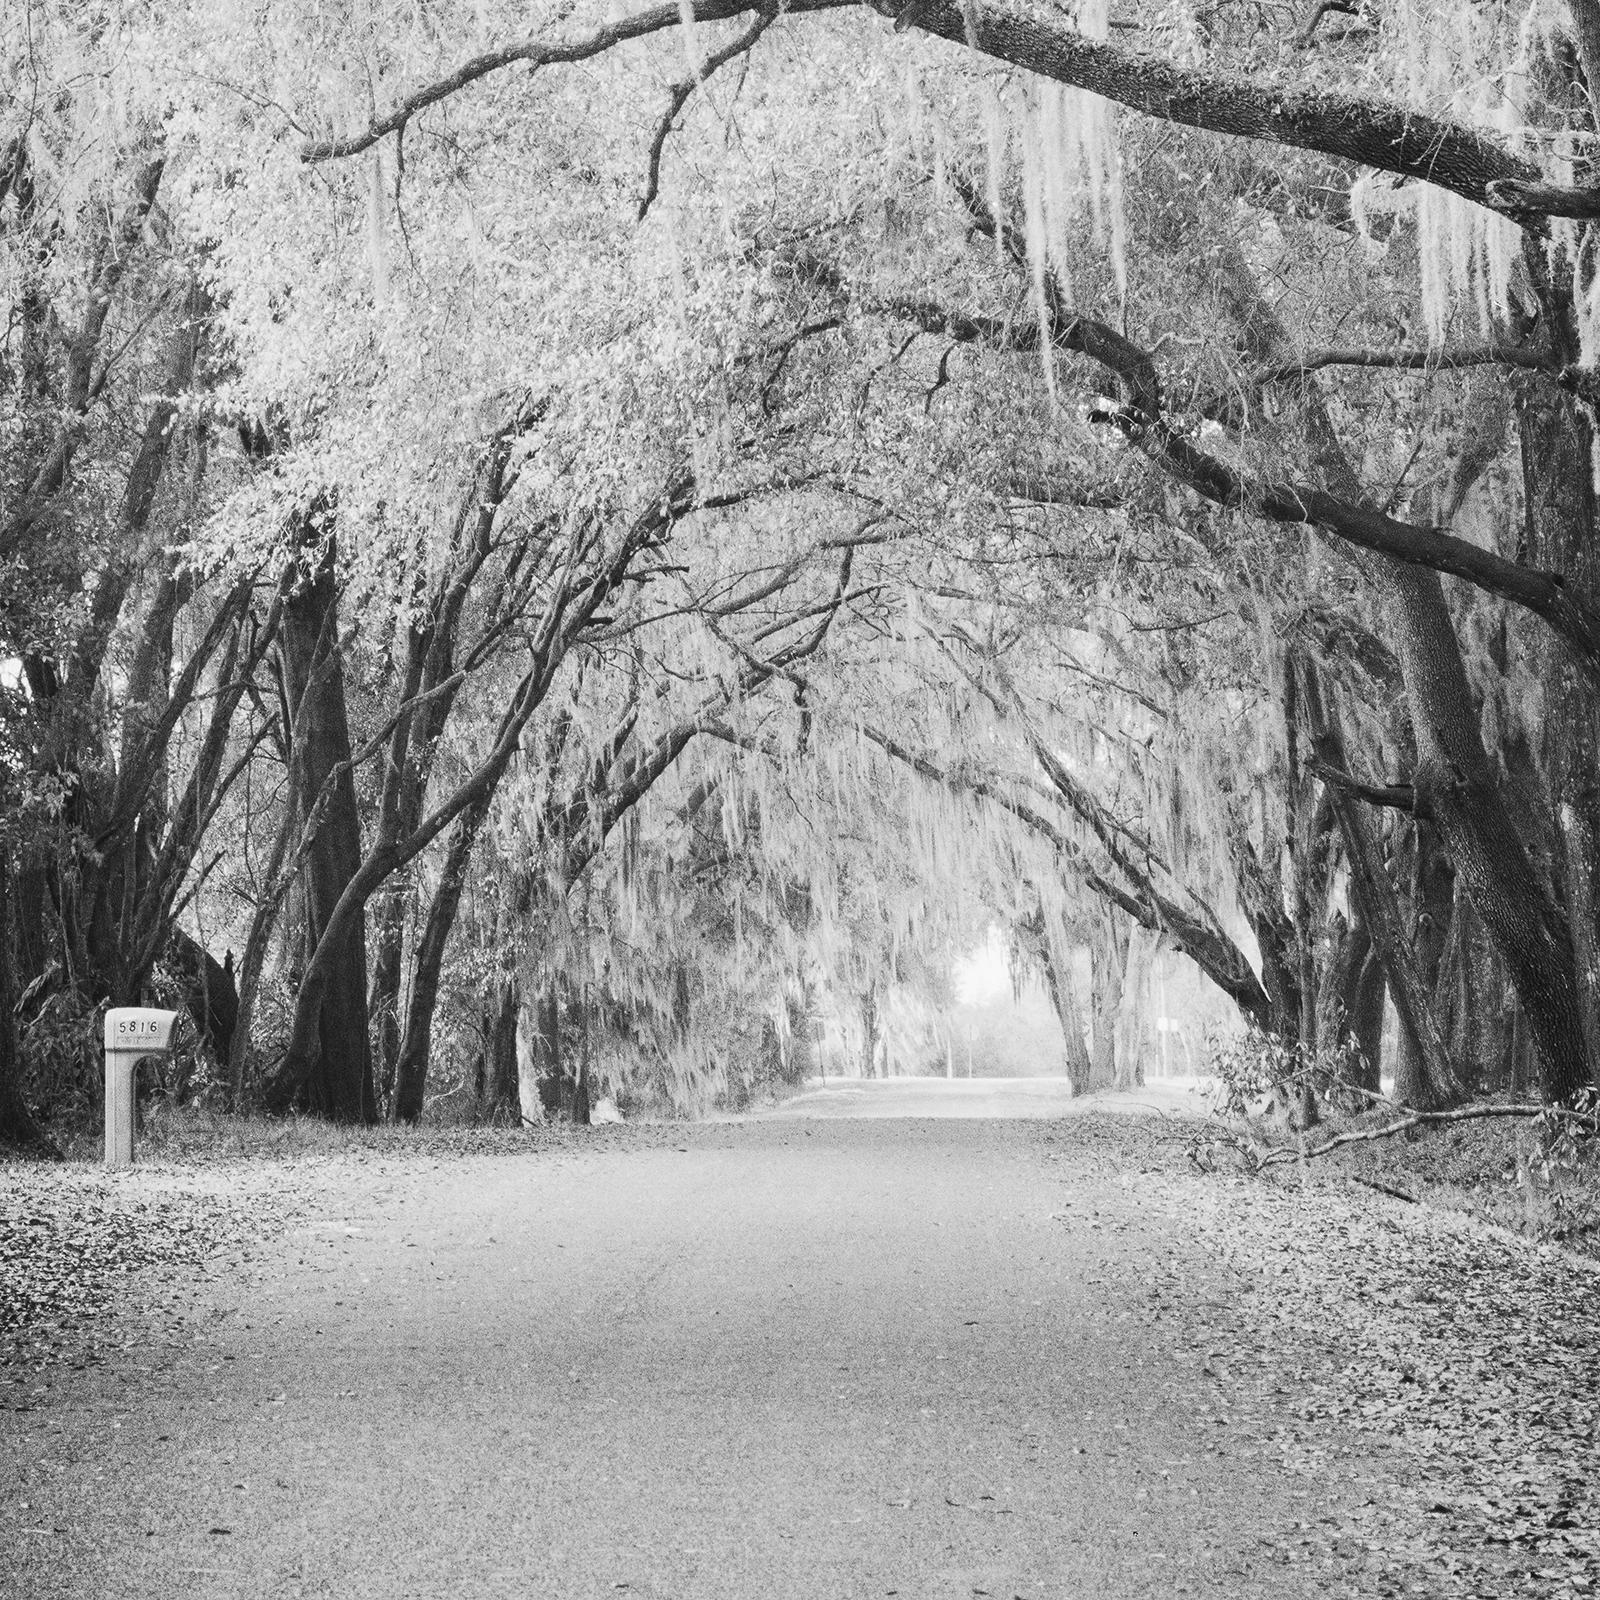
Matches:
[1250,1098,1599,1170]
[1350,1174,1419,1204]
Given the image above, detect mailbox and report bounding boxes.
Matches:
[103,1007,178,1167]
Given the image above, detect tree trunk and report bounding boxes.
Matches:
[366,624,439,1105]
[479,981,521,1121]
[392,798,490,1124]
[166,926,239,1072]
[1467,924,1518,1096]
[1039,938,1094,1093]
[1297,654,1464,1108]
[368,901,406,1114]
[1088,911,1127,1090]
[1114,925,1152,1090]
[1316,913,1383,1100]
[1242,893,1304,1047]
[1387,564,1592,1102]
[274,526,376,1123]
[569,985,593,1126]
[227,746,302,1109]
[1391,816,1460,1109]
[0,863,59,1157]
[533,990,564,1119]
[1515,365,1600,1077]
[859,988,880,1079]
[1349,945,1386,1093]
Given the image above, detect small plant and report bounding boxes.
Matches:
[1514,1089,1600,1245]
[1203,1023,1373,1123]
[1203,1024,1310,1115]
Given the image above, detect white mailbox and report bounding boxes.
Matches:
[103,1007,178,1167]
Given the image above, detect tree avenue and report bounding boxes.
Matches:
[5,0,1600,1145]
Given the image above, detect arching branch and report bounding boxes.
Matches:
[295,0,1585,229]
[804,231,1600,680]
[300,0,849,163]
[856,722,1274,1027]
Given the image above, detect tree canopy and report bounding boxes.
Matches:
[5,0,1600,1142]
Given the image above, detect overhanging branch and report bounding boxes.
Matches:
[296,0,1585,229]
[300,0,851,162]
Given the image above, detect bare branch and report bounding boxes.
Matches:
[301,0,847,163]
[638,9,777,220]
[1295,0,1360,42]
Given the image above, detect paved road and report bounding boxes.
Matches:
[4,1102,1377,1599]
[760,1075,1204,1120]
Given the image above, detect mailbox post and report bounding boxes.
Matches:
[103,1007,178,1167]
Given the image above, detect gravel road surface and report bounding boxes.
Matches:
[5,1092,1395,1599]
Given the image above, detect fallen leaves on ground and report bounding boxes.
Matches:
[1041,1112,1600,1598]
[0,1167,300,1382]
[1,1118,577,1384]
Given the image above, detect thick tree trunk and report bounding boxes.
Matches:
[1391,817,1460,1109]
[1431,886,1491,1094]
[1349,945,1386,1093]
[1316,914,1361,1057]
[1387,565,1592,1102]
[274,528,376,1123]
[568,986,593,1126]
[1515,368,1600,1076]
[1467,929,1521,1096]
[533,990,564,1119]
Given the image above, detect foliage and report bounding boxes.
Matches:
[1201,1022,1371,1118]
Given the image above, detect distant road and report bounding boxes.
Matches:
[758,1074,1208,1121]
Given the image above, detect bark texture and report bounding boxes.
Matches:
[275,527,377,1122]
[1388,566,1592,1102]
